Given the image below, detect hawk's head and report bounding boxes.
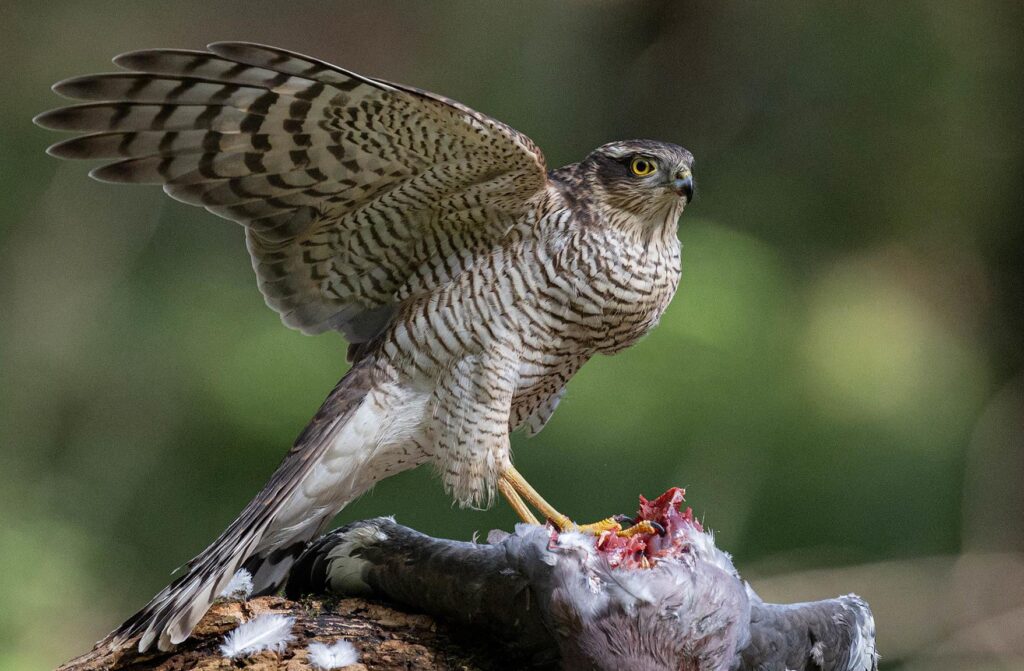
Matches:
[582,139,694,223]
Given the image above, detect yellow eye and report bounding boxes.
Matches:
[630,157,657,177]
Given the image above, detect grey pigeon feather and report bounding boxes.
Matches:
[289,517,876,670]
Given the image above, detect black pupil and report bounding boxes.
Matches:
[636,160,648,173]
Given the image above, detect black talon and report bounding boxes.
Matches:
[649,521,667,536]
[613,514,636,526]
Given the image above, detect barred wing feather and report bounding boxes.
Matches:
[36,42,548,341]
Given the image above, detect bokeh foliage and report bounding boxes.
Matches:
[1,2,1022,669]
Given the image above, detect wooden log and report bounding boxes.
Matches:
[57,595,546,671]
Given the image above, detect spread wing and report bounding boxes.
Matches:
[36,42,549,342]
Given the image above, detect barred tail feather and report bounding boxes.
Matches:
[101,358,379,653]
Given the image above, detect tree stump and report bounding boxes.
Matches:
[58,595,548,671]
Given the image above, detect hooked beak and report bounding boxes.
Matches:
[671,170,694,203]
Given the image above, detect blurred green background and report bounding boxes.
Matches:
[2,2,1022,669]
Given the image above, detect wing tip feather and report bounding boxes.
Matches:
[205,41,264,61]
[33,106,73,130]
[113,49,163,73]
[51,74,108,101]
[89,160,157,184]
[88,162,122,183]
[45,137,81,158]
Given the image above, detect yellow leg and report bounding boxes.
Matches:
[501,465,572,529]
[615,520,661,538]
[576,518,625,534]
[498,477,540,525]
[500,466,654,537]
[500,466,624,534]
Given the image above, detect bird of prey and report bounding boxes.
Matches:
[36,42,695,653]
[288,493,879,671]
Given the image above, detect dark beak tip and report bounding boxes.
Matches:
[674,176,695,202]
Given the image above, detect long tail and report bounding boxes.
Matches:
[102,358,380,653]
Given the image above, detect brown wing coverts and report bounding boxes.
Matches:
[37,42,548,337]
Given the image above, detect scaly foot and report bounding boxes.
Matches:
[615,520,665,538]
[499,465,572,529]
[574,517,624,534]
[498,467,665,538]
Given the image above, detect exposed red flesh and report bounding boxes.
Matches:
[561,487,703,570]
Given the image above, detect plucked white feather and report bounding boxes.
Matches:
[218,613,296,659]
[307,639,360,669]
[216,568,254,601]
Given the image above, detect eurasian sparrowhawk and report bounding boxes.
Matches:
[36,42,695,653]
